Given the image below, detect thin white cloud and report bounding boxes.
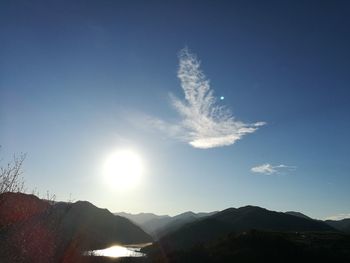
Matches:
[325,213,350,220]
[251,163,296,175]
[150,48,265,149]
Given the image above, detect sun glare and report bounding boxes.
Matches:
[103,149,144,191]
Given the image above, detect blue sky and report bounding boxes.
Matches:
[1,0,350,219]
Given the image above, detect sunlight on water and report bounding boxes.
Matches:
[85,245,145,258]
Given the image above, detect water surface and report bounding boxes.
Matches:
[85,245,147,258]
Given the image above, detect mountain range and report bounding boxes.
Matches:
[0,192,151,263]
[152,205,335,251]
[115,210,217,239]
[325,218,350,233]
[117,207,345,244]
[1,192,349,262]
[138,206,350,262]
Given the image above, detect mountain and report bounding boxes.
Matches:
[115,212,171,226]
[157,205,336,251]
[285,211,312,220]
[0,192,50,226]
[116,211,217,239]
[115,212,173,237]
[284,212,350,233]
[145,230,350,263]
[326,218,350,233]
[0,192,152,263]
[141,216,174,236]
[153,211,217,239]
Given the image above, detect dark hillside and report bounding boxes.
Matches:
[158,205,335,251]
[0,192,151,263]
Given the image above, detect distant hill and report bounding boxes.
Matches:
[116,211,217,239]
[141,216,174,236]
[157,205,336,251]
[115,212,171,226]
[285,211,312,220]
[326,218,350,233]
[115,212,173,237]
[154,211,217,239]
[0,192,152,263]
[284,211,350,233]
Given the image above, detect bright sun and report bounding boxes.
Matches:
[103,149,144,190]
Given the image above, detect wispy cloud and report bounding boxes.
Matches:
[251,163,296,175]
[149,48,265,149]
[325,213,350,220]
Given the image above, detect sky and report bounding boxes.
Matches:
[1,0,350,219]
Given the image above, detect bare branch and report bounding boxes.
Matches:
[0,152,26,194]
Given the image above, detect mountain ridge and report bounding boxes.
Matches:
[326,218,350,233]
[0,192,152,262]
[156,205,336,251]
[116,210,218,239]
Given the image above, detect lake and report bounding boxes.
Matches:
[84,243,151,258]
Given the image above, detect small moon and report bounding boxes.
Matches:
[220,96,225,100]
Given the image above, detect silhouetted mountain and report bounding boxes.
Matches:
[114,212,170,226]
[0,192,151,263]
[141,216,173,236]
[157,205,336,251]
[285,211,311,219]
[0,192,50,226]
[154,211,217,239]
[115,212,173,237]
[116,211,217,239]
[197,211,218,217]
[145,230,350,263]
[326,218,350,233]
[51,201,152,248]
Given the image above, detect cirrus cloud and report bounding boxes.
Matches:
[149,48,265,149]
[251,163,296,175]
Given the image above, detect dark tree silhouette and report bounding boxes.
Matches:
[0,151,26,194]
